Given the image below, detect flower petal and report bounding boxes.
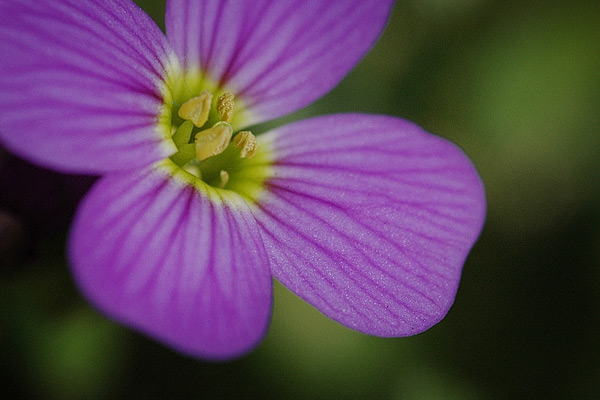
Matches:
[0,0,177,174]
[166,0,395,125]
[69,163,272,359]
[251,114,486,336]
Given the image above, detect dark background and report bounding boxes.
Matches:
[1,0,599,398]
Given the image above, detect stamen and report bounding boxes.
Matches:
[178,91,213,127]
[218,170,230,188]
[233,131,257,158]
[194,122,233,161]
[217,93,235,123]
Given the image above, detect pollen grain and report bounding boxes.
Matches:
[233,131,257,159]
[217,93,235,123]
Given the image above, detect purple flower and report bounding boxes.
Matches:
[0,0,486,360]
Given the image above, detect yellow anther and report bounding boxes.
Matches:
[217,93,235,123]
[218,170,230,188]
[194,122,233,161]
[233,131,257,159]
[178,91,213,127]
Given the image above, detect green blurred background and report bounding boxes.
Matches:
[1,0,599,398]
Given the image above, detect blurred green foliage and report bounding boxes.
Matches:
[1,0,599,399]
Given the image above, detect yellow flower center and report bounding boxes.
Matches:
[155,65,271,203]
[168,90,257,188]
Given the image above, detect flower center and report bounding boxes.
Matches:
[155,66,272,203]
[168,91,257,188]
